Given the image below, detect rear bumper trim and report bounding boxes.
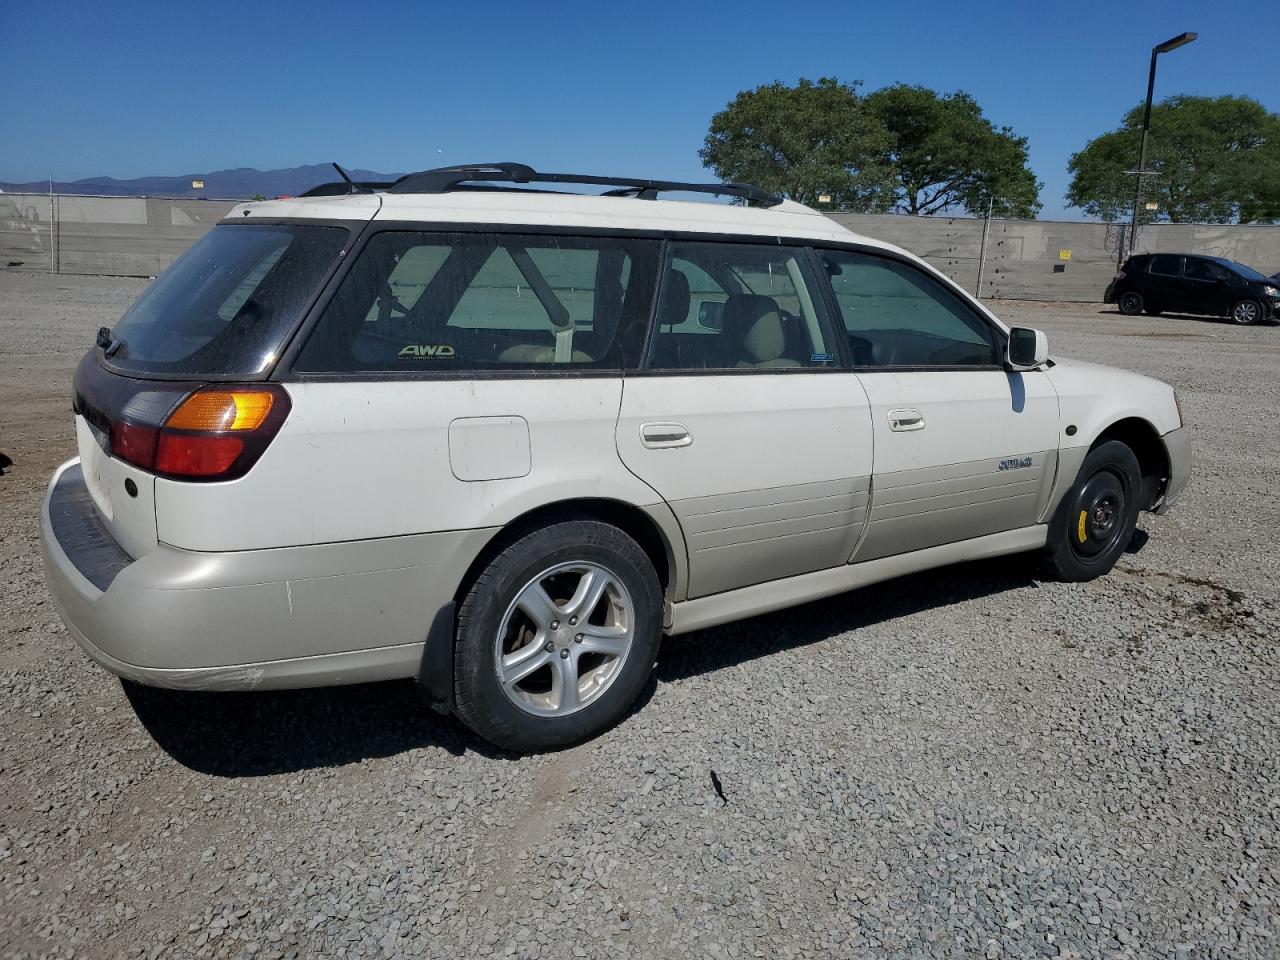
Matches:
[47,461,133,591]
[39,456,493,689]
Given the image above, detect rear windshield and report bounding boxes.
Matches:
[105,223,349,377]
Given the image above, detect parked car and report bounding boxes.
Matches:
[40,163,1191,751]
[1105,253,1280,325]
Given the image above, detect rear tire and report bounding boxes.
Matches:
[1230,299,1262,325]
[453,520,663,752]
[1040,441,1142,582]
[1118,291,1144,316]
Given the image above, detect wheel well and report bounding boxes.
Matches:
[451,499,674,607]
[1093,418,1168,509]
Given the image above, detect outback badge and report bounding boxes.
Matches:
[998,456,1034,471]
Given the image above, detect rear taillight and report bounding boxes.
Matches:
[110,385,290,481]
[109,420,159,468]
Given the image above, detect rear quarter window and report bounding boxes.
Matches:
[294,231,660,373]
[107,223,350,378]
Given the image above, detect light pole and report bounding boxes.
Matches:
[1125,31,1197,262]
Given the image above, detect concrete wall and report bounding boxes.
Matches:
[3,193,1278,299]
[0,193,237,277]
[829,214,1280,301]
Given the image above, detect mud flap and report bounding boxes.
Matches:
[417,601,456,714]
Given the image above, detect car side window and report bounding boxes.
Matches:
[1149,255,1182,277]
[1177,259,1208,281]
[1182,257,1223,284]
[819,249,998,367]
[294,232,660,372]
[646,242,838,371]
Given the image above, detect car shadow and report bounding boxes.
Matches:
[0,452,12,476]
[125,551,1054,777]
[653,554,1040,685]
[123,676,510,777]
[1099,307,1272,326]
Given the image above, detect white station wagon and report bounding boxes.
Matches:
[41,163,1191,751]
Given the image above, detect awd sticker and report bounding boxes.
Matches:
[998,456,1034,471]
[398,344,456,359]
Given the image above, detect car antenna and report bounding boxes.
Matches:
[331,162,358,194]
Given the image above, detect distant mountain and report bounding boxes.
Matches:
[0,164,404,199]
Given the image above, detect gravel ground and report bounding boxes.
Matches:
[1,270,1277,960]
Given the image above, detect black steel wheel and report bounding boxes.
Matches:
[1118,291,1144,316]
[1041,440,1143,582]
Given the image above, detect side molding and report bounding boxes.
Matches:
[666,525,1047,636]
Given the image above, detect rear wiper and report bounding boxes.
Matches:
[95,326,123,356]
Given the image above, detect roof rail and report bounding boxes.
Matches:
[298,162,395,198]
[299,180,395,197]
[387,162,783,207]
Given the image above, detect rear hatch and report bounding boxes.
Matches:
[71,221,353,559]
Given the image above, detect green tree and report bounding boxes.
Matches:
[861,84,1041,218]
[1066,95,1280,224]
[699,77,893,207]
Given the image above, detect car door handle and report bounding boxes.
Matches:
[888,409,925,432]
[640,421,692,449]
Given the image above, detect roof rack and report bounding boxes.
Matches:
[386,162,783,207]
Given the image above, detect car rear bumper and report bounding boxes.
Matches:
[40,458,492,691]
[1154,427,1191,515]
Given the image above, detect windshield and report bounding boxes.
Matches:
[106,223,349,377]
[1213,257,1269,282]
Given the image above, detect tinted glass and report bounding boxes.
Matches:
[1148,255,1182,277]
[1183,258,1220,282]
[1214,258,1269,282]
[295,232,659,372]
[108,224,348,376]
[647,242,837,370]
[820,250,997,367]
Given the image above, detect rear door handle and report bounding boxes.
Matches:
[640,421,692,449]
[888,408,925,432]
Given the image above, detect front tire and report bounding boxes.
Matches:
[453,520,663,752]
[1230,299,1262,325]
[1118,291,1144,315]
[1041,441,1143,582]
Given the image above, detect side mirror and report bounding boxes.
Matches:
[1007,327,1049,370]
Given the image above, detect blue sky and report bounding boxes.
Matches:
[2,0,1276,219]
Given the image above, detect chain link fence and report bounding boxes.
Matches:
[3,193,1279,301]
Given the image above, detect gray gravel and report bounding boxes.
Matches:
[1,270,1278,959]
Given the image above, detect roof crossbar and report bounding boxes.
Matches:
[387,162,783,207]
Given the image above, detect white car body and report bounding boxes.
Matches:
[39,167,1190,747]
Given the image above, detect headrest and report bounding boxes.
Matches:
[721,294,786,363]
[658,269,691,327]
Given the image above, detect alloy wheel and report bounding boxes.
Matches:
[1232,301,1260,325]
[494,561,635,717]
